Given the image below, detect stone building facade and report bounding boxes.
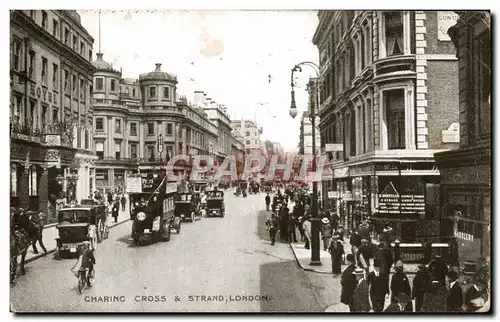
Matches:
[231,119,263,154]
[435,12,491,261]
[92,59,219,193]
[313,11,460,239]
[193,91,233,167]
[10,10,96,224]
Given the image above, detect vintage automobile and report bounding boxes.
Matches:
[129,187,178,245]
[249,181,260,194]
[54,204,108,259]
[205,190,225,217]
[192,181,208,195]
[174,193,202,222]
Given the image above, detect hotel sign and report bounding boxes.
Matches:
[438,11,459,41]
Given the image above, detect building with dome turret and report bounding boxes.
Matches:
[91,59,221,193]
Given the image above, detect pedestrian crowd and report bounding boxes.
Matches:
[338,227,489,313]
[263,184,489,313]
[92,189,127,223]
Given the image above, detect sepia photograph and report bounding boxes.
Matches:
[8,5,491,314]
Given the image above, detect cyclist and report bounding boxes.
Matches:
[74,241,96,287]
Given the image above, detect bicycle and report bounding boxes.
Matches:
[77,267,95,294]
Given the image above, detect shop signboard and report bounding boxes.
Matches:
[378,181,425,215]
[325,143,343,152]
[341,191,352,201]
[126,176,142,193]
[328,191,339,199]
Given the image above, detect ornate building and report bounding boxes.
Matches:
[231,119,263,154]
[10,10,96,224]
[313,11,460,238]
[193,91,233,167]
[92,60,219,193]
[435,12,491,261]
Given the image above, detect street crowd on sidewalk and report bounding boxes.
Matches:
[263,183,490,313]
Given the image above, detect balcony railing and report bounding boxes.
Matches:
[10,120,74,147]
[96,156,191,167]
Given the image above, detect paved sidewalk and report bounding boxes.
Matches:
[25,204,130,263]
[290,240,420,274]
[289,241,352,274]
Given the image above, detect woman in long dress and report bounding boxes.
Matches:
[329,234,344,277]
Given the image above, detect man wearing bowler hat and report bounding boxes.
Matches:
[384,293,413,312]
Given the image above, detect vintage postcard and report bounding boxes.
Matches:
[9,9,491,313]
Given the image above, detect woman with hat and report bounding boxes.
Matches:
[328,234,344,277]
[321,217,333,251]
[390,260,413,311]
[384,293,413,312]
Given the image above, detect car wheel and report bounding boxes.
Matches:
[177,222,181,234]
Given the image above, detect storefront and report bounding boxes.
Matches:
[435,147,491,261]
[330,160,440,241]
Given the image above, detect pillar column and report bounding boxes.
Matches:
[19,164,30,209]
[38,166,49,215]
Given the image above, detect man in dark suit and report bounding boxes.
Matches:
[351,268,371,312]
[340,254,357,311]
[446,271,463,312]
[412,263,430,312]
[390,260,412,311]
[374,241,393,293]
[350,228,362,258]
[384,293,413,312]
[429,254,449,285]
[367,260,389,312]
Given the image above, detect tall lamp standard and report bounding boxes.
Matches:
[158,133,164,169]
[290,61,322,266]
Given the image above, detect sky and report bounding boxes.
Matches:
[78,10,319,152]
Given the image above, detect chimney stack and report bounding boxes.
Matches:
[194,91,205,107]
[155,63,162,71]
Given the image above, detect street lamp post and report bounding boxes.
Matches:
[290,62,322,266]
[158,133,164,169]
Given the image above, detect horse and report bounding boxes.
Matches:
[10,209,31,285]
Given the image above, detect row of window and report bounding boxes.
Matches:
[27,10,92,61]
[95,78,172,101]
[185,111,215,133]
[95,141,174,161]
[95,118,175,136]
[11,38,91,100]
[11,94,59,130]
[245,139,259,146]
[320,12,406,104]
